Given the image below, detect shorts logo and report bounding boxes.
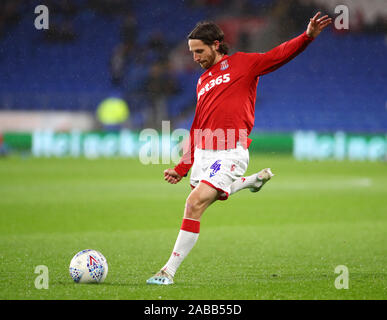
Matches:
[209,160,221,178]
[230,164,236,172]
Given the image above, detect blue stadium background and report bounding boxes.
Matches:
[0,0,386,133]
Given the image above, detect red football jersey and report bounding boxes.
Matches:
[174,31,314,177]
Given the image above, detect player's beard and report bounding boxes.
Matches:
[201,48,217,69]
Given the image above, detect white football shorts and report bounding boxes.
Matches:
[189,142,249,200]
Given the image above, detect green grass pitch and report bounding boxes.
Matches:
[0,154,386,300]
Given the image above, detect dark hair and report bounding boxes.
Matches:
[187,21,229,54]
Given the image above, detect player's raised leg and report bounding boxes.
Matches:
[147,182,219,285]
[230,168,274,195]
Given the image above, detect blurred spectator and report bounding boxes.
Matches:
[110,12,137,86]
[187,0,258,17]
[43,0,78,42]
[365,15,387,34]
[169,41,198,73]
[142,62,179,130]
[121,11,137,45]
[44,20,76,42]
[244,0,297,53]
[87,0,132,16]
[0,133,8,157]
[147,31,170,64]
[96,96,130,131]
[0,0,22,39]
[110,43,132,86]
[236,30,250,52]
[287,0,318,33]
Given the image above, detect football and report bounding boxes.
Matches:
[69,249,108,283]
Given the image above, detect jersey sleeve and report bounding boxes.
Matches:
[174,116,197,177]
[242,31,314,77]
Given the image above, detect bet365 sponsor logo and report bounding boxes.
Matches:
[198,73,230,101]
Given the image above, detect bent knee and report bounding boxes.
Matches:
[184,194,211,220]
[184,198,202,220]
[184,182,219,220]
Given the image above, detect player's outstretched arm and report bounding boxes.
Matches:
[306,12,332,38]
[251,11,332,76]
[164,168,182,184]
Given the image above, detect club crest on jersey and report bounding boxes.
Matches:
[209,160,221,177]
[220,60,229,70]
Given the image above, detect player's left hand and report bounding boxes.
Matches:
[306,12,332,38]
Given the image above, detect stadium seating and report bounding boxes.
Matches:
[0,1,385,133]
[256,31,386,133]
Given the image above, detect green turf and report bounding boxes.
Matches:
[0,155,386,300]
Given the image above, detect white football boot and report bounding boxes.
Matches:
[249,168,274,192]
[146,269,174,285]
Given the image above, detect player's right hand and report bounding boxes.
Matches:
[306,12,332,38]
[164,169,182,184]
